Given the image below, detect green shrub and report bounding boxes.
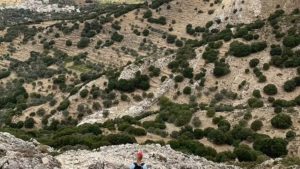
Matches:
[111,32,124,42]
[234,27,248,38]
[272,99,296,108]
[202,49,219,63]
[215,151,236,162]
[213,62,230,77]
[263,84,278,95]
[150,0,171,9]
[283,79,297,92]
[195,26,206,33]
[254,138,288,158]
[205,21,214,28]
[212,116,224,125]
[208,41,223,49]
[207,129,227,145]
[248,98,264,108]
[271,113,292,129]
[251,120,263,131]
[229,41,252,57]
[251,41,267,53]
[193,128,204,139]
[106,133,136,145]
[206,107,216,117]
[166,34,177,44]
[182,67,193,79]
[270,45,282,56]
[148,66,161,77]
[230,126,253,141]
[175,40,184,47]
[234,145,257,162]
[252,90,261,98]
[283,36,300,48]
[268,9,285,21]
[66,40,72,46]
[142,121,166,129]
[192,117,201,127]
[109,73,150,92]
[295,95,300,106]
[183,86,192,95]
[157,97,194,127]
[126,126,147,136]
[263,63,270,70]
[274,106,282,113]
[286,130,296,141]
[57,99,70,111]
[169,139,217,159]
[142,29,150,36]
[249,58,260,68]
[258,75,267,83]
[147,127,168,137]
[174,75,184,82]
[36,108,46,117]
[113,4,142,17]
[0,69,11,79]
[147,16,167,25]
[217,120,231,132]
[24,118,35,128]
[77,37,90,48]
[186,24,195,35]
[230,41,267,57]
[143,9,152,18]
[247,19,265,30]
[80,89,89,98]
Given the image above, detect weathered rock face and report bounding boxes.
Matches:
[0,132,241,169]
[215,0,300,25]
[56,144,241,169]
[0,132,60,169]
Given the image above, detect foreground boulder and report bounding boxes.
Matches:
[0,132,60,169]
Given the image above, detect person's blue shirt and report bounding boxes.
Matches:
[129,163,147,169]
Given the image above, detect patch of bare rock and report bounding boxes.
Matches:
[0,132,240,169]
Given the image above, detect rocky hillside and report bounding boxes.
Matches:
[1,132,299,169]
[0,0,300,168]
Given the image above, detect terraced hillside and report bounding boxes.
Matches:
[0,0,300,168]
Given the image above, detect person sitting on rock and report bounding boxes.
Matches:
[130,151,147,169]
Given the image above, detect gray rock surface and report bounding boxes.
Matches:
[56,143,241,169]
[0,132,60,169]
[0,132,241,169]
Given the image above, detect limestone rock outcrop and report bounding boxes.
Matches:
[0,132,60,169]
[0,132,241,169]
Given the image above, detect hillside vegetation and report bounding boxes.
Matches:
[0,0,300,167]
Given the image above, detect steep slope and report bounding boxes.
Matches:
[0,0,300,167]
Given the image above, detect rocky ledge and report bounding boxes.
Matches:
[0,132,241,169]
[0,132,60,169]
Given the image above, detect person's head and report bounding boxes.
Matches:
[136,151,143,161]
